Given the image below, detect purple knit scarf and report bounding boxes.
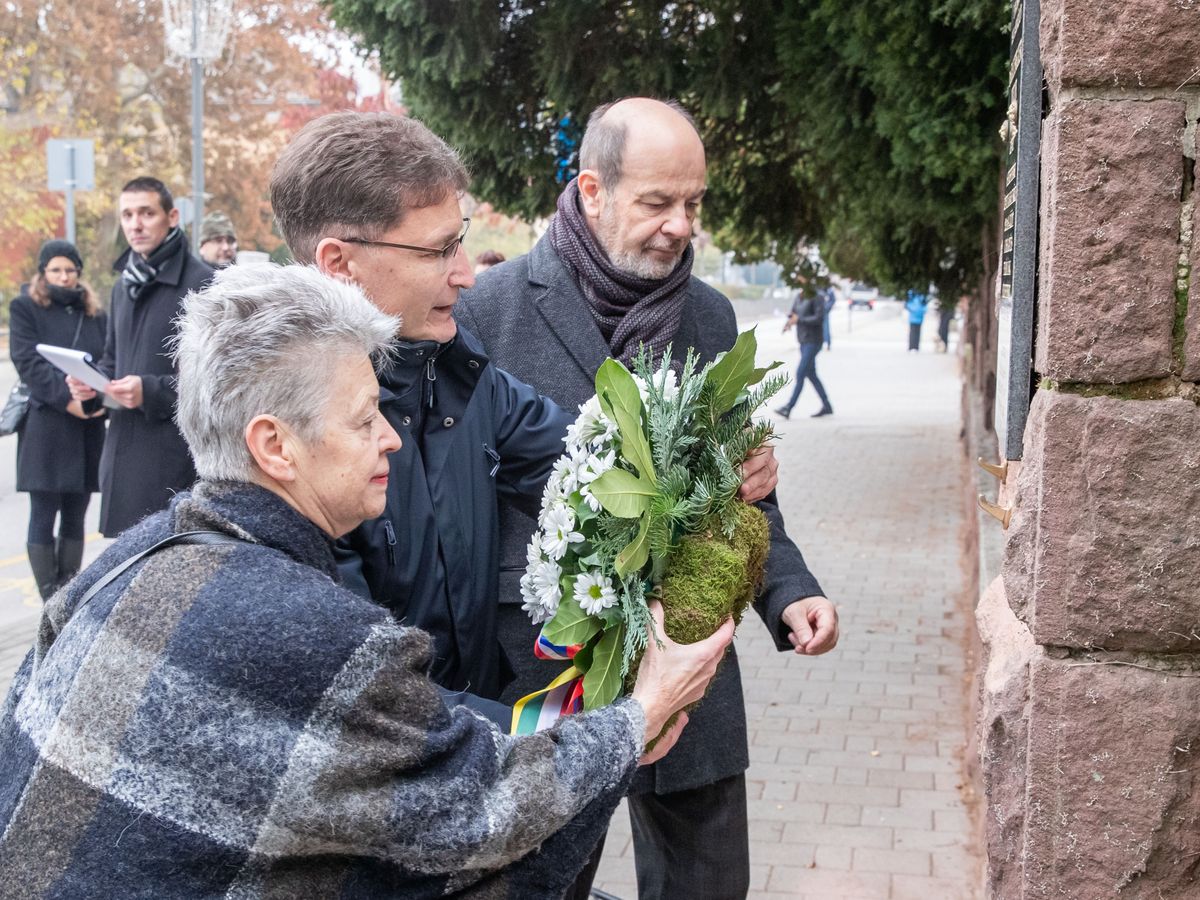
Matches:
[548,178,693,367]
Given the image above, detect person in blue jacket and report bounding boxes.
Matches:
[906,290,929,351]
[267,113,780,721]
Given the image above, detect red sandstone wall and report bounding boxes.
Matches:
[981,1,1200,896]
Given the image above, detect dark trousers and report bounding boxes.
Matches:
[27,490,90,544]
[629,773,750,900]
[938,309,953,346]
[782,342,831,412]
[908,321,923,350]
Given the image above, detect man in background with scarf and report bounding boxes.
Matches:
[458,97,840,900]
[68,177,210,536]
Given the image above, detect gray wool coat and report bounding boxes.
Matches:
[457,235,825,796]
[0,481,644,898]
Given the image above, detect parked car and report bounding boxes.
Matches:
[848,283,878,309]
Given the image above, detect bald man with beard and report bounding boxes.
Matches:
[459,97,840,900]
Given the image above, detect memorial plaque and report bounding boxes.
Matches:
[994,0,1042,461]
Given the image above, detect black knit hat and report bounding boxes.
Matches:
[38,240,84,274]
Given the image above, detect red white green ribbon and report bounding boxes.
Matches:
[510,665,584,734]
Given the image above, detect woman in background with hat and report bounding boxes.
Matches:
[8,240,107,599]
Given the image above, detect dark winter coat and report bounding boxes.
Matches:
[0,481,643,898]
[94,245,211,536]
[458,235,826,796]
[8,289,106,494]
[337,327,573,703]
[790,293,827,346]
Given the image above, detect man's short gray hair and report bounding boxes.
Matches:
[270,112,470,264]
[173,264,399,482]
[579,98,699,190]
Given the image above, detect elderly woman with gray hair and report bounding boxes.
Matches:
[0,264,731,898]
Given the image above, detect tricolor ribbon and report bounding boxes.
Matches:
[510,629,586,734]
[511,665,584,734]
[534,632,582,661]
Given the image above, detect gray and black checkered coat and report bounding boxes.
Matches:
[0,481,642,898]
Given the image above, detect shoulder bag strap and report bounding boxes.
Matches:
[69,310,85,349]
[75,531,244,612]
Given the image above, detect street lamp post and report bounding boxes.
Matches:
[163,0,234,253]
[190,0,204,254]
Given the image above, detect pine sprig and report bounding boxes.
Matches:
[618,576,653,676]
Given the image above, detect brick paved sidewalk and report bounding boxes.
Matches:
[594,304,983,899]
[0,305,982,899]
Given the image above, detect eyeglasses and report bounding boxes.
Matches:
[341,218,470,266]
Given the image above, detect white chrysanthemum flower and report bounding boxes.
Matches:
[590,414,618,447]
[574,570,618,616]
[577,449,617,513]
[539,476,566,516]
[568,396,618,449]
[550,455,580,495]
[540,504,584,560]
[520,571,550,623]
[526,532,544,567]
[532,559,563,617]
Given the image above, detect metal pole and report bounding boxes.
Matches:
[65,143,77,244]
[190,0,204,254]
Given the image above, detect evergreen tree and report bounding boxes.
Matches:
[326,0,1008,297]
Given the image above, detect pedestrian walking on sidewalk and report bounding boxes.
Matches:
[936,296,957,352]
[822,285,836,350]
[906,290,929,351]
[8,240,107,598]
[776,290,834,418]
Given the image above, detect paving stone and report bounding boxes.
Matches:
[852,848,930,876]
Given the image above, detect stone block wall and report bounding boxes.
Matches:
[982,1,1200,896]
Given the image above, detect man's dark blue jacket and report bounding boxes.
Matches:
[337,325,572,703]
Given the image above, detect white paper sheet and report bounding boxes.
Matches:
[36,344,110,394]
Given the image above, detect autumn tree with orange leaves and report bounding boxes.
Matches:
[0,0,391,301]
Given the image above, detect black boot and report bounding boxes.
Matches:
[773,405,792,419]
[56,537,86,589]
[26,543,58,600]
[811,405,834,418]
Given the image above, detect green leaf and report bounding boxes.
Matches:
[572,636,596,673]
[583,624,625,710]
[542,589,602,647]
[746,360,784,389]
[595,359,656,484]
[704,329,759,415]
[589,468,656,518]
[570,492,599,525]
[614,515,651,577]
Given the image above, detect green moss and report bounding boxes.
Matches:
[727,502,770,625]
[632,503,771,748]
[660,502,770,641]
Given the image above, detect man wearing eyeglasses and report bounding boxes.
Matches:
[268,113,572,707]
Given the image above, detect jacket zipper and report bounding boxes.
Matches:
[483,444,500,478]
[425,358,436,409]
[383,519,397,566]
